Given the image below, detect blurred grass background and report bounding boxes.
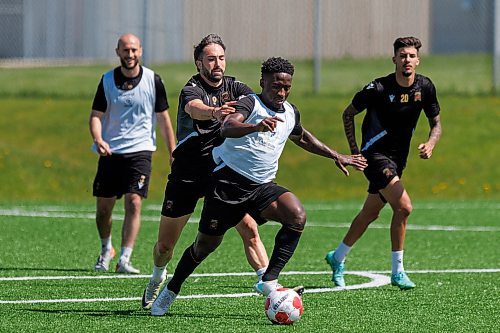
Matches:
[0,54,498,203]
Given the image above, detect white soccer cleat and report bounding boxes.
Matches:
[151,287,177,316]
[254,279,283,296]
[115,259,140,274]
[94,247,116,272]
[142,274,167,310]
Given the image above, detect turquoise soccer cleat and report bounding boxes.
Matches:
[391,271,416,290]
[325,251,345,287]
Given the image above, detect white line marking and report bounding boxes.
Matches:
[1,269,499,305]
[0,271,390,304]
[1,209,498,232]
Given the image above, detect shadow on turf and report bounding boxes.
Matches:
[0,267,88,273]
[23,308,256,321]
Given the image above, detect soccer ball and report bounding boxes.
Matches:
[264,288,303,325]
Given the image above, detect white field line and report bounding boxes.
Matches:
[0,208,498,232]
[1,269,498,305]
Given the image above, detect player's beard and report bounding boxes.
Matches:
[120,57,139,70]
[200,65,224,84]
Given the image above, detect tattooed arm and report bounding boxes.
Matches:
[418,114,442,159]
[342,103,363,155]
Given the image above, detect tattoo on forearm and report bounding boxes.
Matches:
[343,107,360,154]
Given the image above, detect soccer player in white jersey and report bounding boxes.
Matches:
[151,57,367,316]
[89,33,175,274]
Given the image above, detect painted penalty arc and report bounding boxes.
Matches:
[0,272,390,305]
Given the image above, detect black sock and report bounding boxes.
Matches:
[167,244,201,294]
[262,226,302,281]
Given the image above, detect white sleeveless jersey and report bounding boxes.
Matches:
[212,94,297,183]
[94,67,157,154]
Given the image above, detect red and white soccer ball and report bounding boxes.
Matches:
[264,288,303,325]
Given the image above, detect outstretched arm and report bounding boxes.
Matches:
[289,128,367,176]
[342,103,363,154]
[418,114,442,159]
[220,113,283,138]
[185,99,237,121]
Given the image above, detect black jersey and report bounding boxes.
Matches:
[175,74,253,159]
[92,66,169,113]
[352,73,440,160]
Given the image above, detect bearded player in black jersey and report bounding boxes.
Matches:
[325,37,442,290]
[141,34,269,310]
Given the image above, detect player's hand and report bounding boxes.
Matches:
[96,140,112,156]
[334,154,368,176]
[255,116,283,133]
[213,101,237,121]
[418,142,434,159]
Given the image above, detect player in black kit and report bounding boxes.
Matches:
[325,36,442,290]
[141,34,269,310]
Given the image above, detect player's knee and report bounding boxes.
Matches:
[156,241,173,258]
[398,202,413,217]
[285,205,306,231]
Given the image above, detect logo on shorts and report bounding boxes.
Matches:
[209,219,218,230]
[389,94,395,102]
[382,168,393,178]
[138,175,146,189]
[166,200,173,209]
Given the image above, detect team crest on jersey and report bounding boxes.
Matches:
[221,91,230,102]
[389,94,395,102]
[137,175,146,189]
[414,91,421,102]
[212,96,218,106]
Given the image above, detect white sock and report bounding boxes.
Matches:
[256,267,267,281]
[100,237,112,254]
[392,250,404,274]
[334,242,352,262]
[120,246,133,262]
[152,265,166,283]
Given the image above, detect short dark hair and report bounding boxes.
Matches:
[193,34,226,62]
[261,57,295,77]
[393,37,422,54]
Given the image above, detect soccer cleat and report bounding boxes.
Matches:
[115,259,140,274]
[94,247,116,272]
[292,285,305,296]
[254,279,283,296]
[142,275,167,310]
[391,272,416,290]
[325,250,345,287]
[151,286,177,316]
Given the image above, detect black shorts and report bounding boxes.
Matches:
[198,166,289,236]
[160,154,215,218]
[93,151,152,199]
[363,152,405,194]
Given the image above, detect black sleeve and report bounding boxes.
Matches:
[154,73,169,112]
[351,81,379,112]
[234,96,255,120]
[178,84,204,112]
[423,78,440,118]
[289,104,304,136]
[91,76,107,112]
